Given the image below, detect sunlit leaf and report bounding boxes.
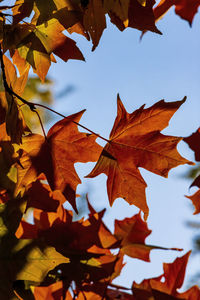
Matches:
[87,95,193,219]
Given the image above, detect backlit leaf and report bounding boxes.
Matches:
[103,0,130,28]
[108,0,161,33]
[83,0,106,51]
[132,251,200,299]
[2,55,29,144]
[87,95,192,219]
[0,200,69,299]
[113,212,182,261]
[16,110,102,211]
[5,19,84,81]
[154,0,200,25]
[184,128,200,162]
[186,190,200,215]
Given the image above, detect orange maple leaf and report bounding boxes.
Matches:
[32,281,66,300]
[113,212,182,261]
[0,55,29,143]
[132,251,200,299]
[87,95,193,219]
[16,110,102,211]
[186,190,200,215]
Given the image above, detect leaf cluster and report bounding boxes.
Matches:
[0,0,199,299]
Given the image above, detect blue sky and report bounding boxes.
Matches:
[45,7,200,289]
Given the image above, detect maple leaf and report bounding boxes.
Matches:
[16,110,102,211]
[175,0,200,24]
[154,0,200,26]
[16,204,124,293]
[33,282,132,300]
[107,0,161,34]
[25,179,67,212]
[187,172,200,210]
[13,0,90,42]
[12,0,34,24]
[1,55,29,144]
[32,281,70,300]
[184,128,200,162]
[104,0,130,28]
[132,251,200,299]
[184,128,200,214]
[0,200,69,300]
[83,0,106,51]
[186,190,200,215]
[16,203,115,255]
[4,19,84,81]
[113,212,182,261]
[87,95,192,219]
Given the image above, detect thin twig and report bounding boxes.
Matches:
[34,109,47,139]
[108,282,131,290]
[80,290,86,300]
[0,44,109,143]
[35,102,109,143]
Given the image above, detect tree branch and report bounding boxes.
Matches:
[0,45,109,143]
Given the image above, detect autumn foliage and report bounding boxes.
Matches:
[0,0,199,299]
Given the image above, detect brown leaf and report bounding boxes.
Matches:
[2,55,29,143]
[12,0,34,24]
[25,180,66,212]
[32,281,67,300]
[52,3,89,39]
[4,19,84,81]
[154,0,200,26]
[132,251,200,299]
[191,174,200,189]
[114,213,152,261]
[184,128,200,161]
[16,110,102,211]
[108,0,161,34]
[184,128,200,213]
[177,285,200,300]
[153,0,176,24]
[16,204,124,288]
[103,0,130,28]
[113,212,182,261]
[186,189,200,215]
[175,0,200,24]
[0,123,17,192]
[128,0,161,33]
[83,0,106,51]
[150,252,191,294]
[87,95,193,219]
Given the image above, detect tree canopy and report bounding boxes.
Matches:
[0,0,199,299]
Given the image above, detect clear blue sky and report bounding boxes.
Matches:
[46,8,200,289]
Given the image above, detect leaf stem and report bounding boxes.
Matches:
[35,102,109,142]
[34,109,47,139]
[0,45,109,143]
